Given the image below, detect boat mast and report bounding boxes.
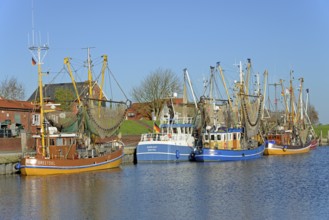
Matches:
[245,58,251,97]
[216,62,233,111]
[64,57,81,105]
[29,1,49,157]
[262,70,268,120]
[279,79,289,124]
[209,66,215,99]
[289,70,294,130]
[296,77,304,127]
[84,47,94,99]
[183,68,198,109]
[269,81,280,122]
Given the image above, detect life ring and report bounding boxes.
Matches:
[168,134,172,138]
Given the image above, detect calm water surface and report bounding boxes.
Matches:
[1,147,329,220]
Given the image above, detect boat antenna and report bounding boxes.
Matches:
[82,47,95,99]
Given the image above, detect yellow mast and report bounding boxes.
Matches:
[29,3,49,157]
[98,55,108,116]
[98,55,108,102]
[87,48,93,99]
[30,44,49,157]
[37,52,46,156]
[64,57,81,105]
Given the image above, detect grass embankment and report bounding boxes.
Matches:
[119,120,154,135]
[119,120,329,138]
[314,124,329,138]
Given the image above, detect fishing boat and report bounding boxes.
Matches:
[192,61,265,162]
[17,42,129,175]
[136,69,198,162]
[264,72,312,155]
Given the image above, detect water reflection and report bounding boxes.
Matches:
[1,148,329,219]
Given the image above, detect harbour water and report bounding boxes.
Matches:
[1,147,329,220]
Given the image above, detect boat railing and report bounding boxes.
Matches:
[141,132,190,142]
[160,116,194,125]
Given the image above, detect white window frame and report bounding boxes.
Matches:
[32,114,40,126]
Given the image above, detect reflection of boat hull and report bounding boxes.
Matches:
[19,146,123,176]
[264,140,311,155]
[136,142,193,162]
[193,144,265,162]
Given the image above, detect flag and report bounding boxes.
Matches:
[32,57,36,66]
[153,123,160,133]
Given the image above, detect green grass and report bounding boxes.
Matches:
[118,120,154,135]
[314,124,329,138]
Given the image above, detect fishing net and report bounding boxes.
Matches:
[84,100,128,138]
[242,95,263,138]
[45,99,128,138]
[45,111,79,132]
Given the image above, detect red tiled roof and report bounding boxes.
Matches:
[0,99,35,110]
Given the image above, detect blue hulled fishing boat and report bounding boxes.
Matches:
[191,61,265,162]
[136,69,198,162]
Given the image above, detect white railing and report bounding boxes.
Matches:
[140,133,192,142]
[160,116,194,125]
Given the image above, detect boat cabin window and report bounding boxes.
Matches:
[49,138,55,145]
[217,135,221,141]
[56,138,63,146]
[204,134,209,141]
[233,133,236,140]
[173,128,177,134]
[211,135,215,141]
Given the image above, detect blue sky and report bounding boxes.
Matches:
[1,0,329,123]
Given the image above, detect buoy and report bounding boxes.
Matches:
[14,163,21,170]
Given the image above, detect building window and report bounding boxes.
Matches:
[32,114,40,126]
[127,112,135,117]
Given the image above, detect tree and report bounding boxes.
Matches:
[131,68,181,120]
[0,77,25,100]
[307,104,319,125]
[54,88,76,111]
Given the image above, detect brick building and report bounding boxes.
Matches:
[0,98,37,137]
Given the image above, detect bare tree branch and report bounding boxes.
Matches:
[0,76,25,100]
[131,68,181,119]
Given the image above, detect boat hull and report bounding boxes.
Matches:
[193,144,265,162]
[264,140,311,155]
[136,142,194,162]
[18,147,123,176]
